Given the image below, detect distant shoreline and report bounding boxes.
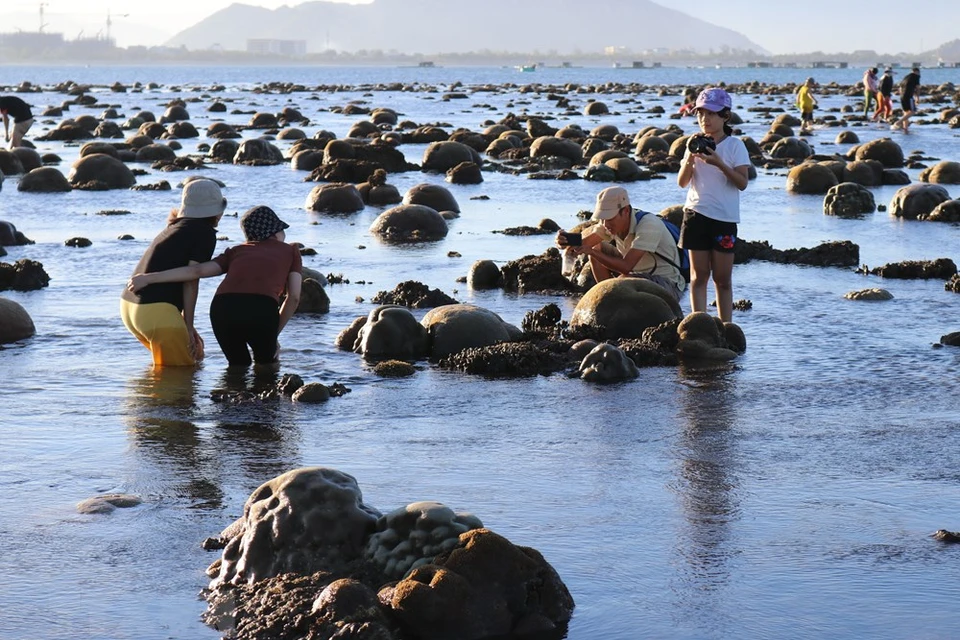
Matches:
[0,48,952,69]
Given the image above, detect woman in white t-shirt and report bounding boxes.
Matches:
[676,87,750,323]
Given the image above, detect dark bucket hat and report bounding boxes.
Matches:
[240,205,289,241]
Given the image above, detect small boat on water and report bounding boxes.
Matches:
[516,64,537,72]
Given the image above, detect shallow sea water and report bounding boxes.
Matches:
[1,65,959,639]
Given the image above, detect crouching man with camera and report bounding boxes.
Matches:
[555,186,686,302]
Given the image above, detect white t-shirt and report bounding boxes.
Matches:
[584,209,686,294]
[683,136,751,223]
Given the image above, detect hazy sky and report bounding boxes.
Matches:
[0,0,955,54]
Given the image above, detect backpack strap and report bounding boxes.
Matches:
[634,209,683,273]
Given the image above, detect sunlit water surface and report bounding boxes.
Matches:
[1,64,959,639]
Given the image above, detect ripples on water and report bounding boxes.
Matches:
[1,65,959,639]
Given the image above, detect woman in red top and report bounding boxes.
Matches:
[128,205,303,369]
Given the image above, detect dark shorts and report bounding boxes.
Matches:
[801,109,814,122]
[901,95,915,112]
[679,209,737,253]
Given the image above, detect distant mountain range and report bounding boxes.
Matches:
[165,0,769,56]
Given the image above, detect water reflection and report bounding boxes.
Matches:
[123,365,302,509]
[207,367,304,483]
[671,365,742,632]
[124,366,224,509]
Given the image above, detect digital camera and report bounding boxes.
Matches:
[687,133,717,154]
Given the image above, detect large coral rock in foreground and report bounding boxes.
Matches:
[382,528,575,640]
[570,277,682,339]
[0,297,35,343]
[212,467,381,586]
[421,304,522,359]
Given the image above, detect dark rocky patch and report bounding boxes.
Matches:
[0,259,51,291]
[438,341,569,377]
[862,258,957,280]
[735,239,859,268]
[500,248,575,293]
[371,280,457,309]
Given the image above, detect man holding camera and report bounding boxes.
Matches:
[556,186,686,302]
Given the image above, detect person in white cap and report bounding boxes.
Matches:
[677,87,751,323]
[555,186,686,301]
[121,178,226,366]
[128,204,302,371]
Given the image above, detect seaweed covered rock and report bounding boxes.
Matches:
[889,183,951,220]
[734,239,859,268]
[786,161,839,194]
[570,277,682,339]
[210,467,381,586]
[446,161,483,185]
[676,312,741,361]
[354,305,430,361]
[579,343,639,382]
[364,502,483,579]
[67,153,136,189]
[438,341,568,377]
[500,248,573,293]
[422,140,482,172]
[369,204,448,242]
[304,182,365,214]
[402,182,460,213]
[823,182,875,217]
[295,278,330,314]
[0,259,51,291]
[233,138,285,166]
[923,199,960,222]
[381,528,574,640]
[0,296,35,343]
[919,161,960,184]
[844,288,894,301]
[371,280,457,309]
[467,259,502,290]
[17,166,72,193]
[854,137,904,168]
[357,168,402,206]
[867,258,957,279]
[421,304,523,360]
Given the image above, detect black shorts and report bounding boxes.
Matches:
[801,109,814,122]
[679,209,738,253]
[901,95,915,112]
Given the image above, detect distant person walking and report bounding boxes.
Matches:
[795,77,818,134]
[0,95,34,148]
[862,67,879,119]
[874,68,894,122]
[891,67,921,133]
